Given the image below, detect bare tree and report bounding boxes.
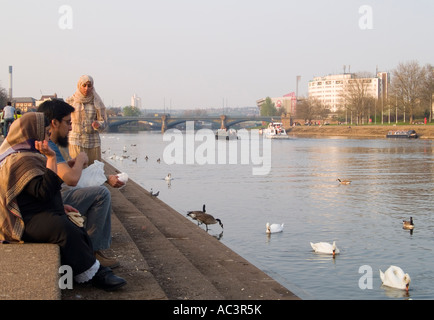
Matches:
[296,96,322,123]
[391,60,426,124]
[340,73,378,124]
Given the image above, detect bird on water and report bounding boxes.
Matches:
[187,204,223,231]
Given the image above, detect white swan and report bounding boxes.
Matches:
[310,241,340,257]
[266,223,284,234]
[379,266,411,291]
[165,173,172,181]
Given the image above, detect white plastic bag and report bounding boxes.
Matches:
[75,160,107,188]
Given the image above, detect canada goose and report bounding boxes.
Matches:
[310,241,340,257]
[187,204,206,225]
[187,205,223,231]
[380,266,411,291]
[336,178,351,185]
[402,217,414,230]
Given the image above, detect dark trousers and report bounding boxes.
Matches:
[21,211,96,275]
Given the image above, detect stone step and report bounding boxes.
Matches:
[0,243,60,300]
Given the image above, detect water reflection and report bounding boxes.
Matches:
[102,133,434,300]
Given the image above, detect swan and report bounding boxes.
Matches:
[379,266,411,291]
[310,241,340,257]
[336,178,351,185]
[165,173,172,181]
[266,223,284,234]
[402,217,414,230]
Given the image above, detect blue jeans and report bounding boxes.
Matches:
[3,118,14,137]
[61,185,112,251]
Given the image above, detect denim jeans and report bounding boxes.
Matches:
[3,118,14,137]
[61,185,112,251]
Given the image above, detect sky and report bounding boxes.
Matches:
[1,0,433,110]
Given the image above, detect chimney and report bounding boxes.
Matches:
[8,66,13,100]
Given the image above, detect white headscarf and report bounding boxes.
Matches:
[70,75,105,111]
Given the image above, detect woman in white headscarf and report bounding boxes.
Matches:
[66,75,108,165]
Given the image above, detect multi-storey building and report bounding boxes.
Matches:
[308,73,387,112]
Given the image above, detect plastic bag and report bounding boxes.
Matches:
[75,160,107,188]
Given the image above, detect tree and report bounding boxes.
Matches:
[296,96,322,122]
[260,97,277,116]
[340,72,378,124]
[391,61,426,124]
[123,106,142,117]
[0,85,8,108]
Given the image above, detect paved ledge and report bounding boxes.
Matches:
[0,243,60,300]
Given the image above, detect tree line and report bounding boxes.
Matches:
[262,60,434,125]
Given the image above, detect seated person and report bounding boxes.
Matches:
[37,99,124,268]
[0,112,126,290]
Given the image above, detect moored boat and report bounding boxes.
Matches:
[386,129,418,139]
[262,122,290,139]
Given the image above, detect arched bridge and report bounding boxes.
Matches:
[108,115,291,132]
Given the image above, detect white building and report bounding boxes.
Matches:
[308,73,383,112]
[131,94,142,108]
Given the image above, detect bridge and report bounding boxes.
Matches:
[108,114,291,132]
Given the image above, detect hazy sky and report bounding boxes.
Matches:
[1,0,433,109]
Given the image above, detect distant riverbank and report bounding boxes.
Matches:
[287,124,434,139]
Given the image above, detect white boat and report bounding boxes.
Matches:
[262,122,290,139]
[215,128,238,140]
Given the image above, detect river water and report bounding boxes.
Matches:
[101,130,434,300]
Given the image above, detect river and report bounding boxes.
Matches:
[101,130,434,300]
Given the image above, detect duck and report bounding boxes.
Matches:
[310,241,340,257]
[336,178,351,185]
[266,223,284,234]
[165,173,172,181]
[145,156,148,161]
[379,265,411,291]
[402,217,414,230]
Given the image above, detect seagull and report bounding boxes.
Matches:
[336,178,351,185]
[402,217,414,230]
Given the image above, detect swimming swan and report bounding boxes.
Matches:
[310,241,340,257]
[379,266,411,291]
[266,223,284,234]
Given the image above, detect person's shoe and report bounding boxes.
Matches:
[95,250,120,269]
[91,265,127,291]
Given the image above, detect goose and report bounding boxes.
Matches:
[402,217,414,230]
[165,173,172,181]
[380,266,411,291]
[266,223,284,234]
[310,241,340,257]
[187,205,223,231]
[187,204,206,225]
[336,178,351,185]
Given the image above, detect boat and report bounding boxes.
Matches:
[386,129,418,139]
[262,122,290,139]
[215,128,238,140]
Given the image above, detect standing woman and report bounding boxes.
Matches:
[0,112,126,290]
[66,75,108,165]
